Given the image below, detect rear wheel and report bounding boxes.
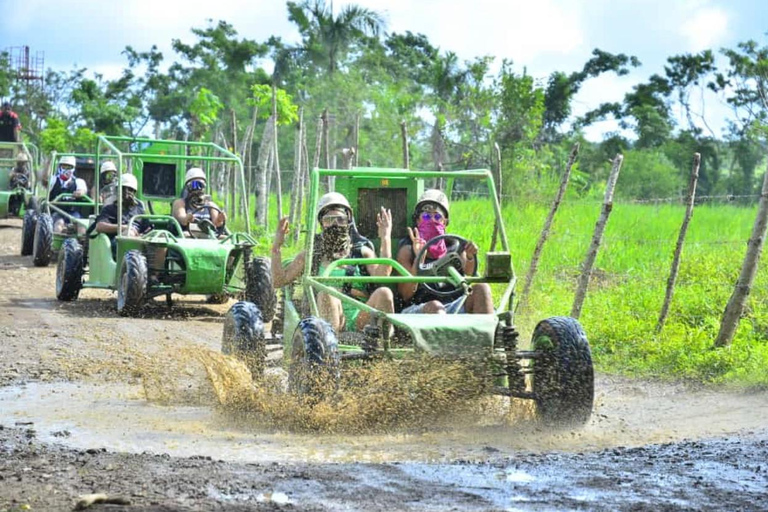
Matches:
[117,250,147,317]
[21,209,37,256]
[222,301,266,378]
[56,239,83,301]
[32,213,53,267]
[531,316,594,427]
[289,317,340,396]
[245,256,276,323]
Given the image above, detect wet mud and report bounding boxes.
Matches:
[1,219,768,511]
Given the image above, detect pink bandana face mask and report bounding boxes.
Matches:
[417,218,447,259]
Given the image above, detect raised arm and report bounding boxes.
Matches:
[365,207,393,277]
[271,217,306,288]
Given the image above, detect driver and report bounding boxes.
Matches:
[8,152,31,216]
[396,189,493,314]
[48,155,88,234]
[271,192,395,334]
[9,152,31,190]
[93,174,150,257]
[93,160,118,205]
[172,168,226,236]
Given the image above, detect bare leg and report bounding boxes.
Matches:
[318,292,345,333]
[356,287,395,330]
[421,300,447,314]
[465,283,493,313]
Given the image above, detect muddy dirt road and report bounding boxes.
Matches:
[1,219,767,511]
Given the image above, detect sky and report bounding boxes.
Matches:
[2,0,767,140]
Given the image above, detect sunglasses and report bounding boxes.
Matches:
[60,165,74,172]
[420,211,444,222]
[321,214,349,227]
[188,179,206,191]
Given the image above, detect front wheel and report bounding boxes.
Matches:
[56,239,83,301]
[289,317,340,396]
[531,316,594,427]
[32,213,53,267]
[21,209,37,256]
[245,256,276,323]
[117,250,147,316]
[222,301,266,378]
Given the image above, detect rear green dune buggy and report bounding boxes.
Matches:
[0,141,40,225]
[224,167,594,427]
[55,136,275,318]
[26,153,98,266]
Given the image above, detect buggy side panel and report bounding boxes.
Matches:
[86,233,118,288]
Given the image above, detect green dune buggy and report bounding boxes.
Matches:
[224,167,594,427]
[27,153,98,266]
[1,141,40,227]
[55,136,275,318]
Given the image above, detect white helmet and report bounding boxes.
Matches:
[185,167,206,185]
[16,152,29,163]
[317,192,352,221]
[121,173,138,191]
[59,155,77,168]
[100,161,117,174]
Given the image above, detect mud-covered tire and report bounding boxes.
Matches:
[531,316,594,427]
[32,213,53,267]
[117,250,147,317]
[21,209,37,256]
[206,293,230,304]
[289,317,340,396]
[56,239,83,301]
[222,301,266,378]
[245,256,276,323]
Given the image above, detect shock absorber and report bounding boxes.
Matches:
[502,324,525,394]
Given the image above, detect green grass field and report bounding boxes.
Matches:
[225,191,768,389]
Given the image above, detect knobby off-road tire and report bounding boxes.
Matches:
[56,239,83,301]
[531,316,594,427]
[222,301,266,379]
[117,250,147,317]
[32,213,53,267]
[26,196,39,213]
[289,317,340,396]
[245,256,276,323]
[21,209,37,256]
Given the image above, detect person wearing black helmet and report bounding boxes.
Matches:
[272,192,394,333]
[396,189,493,314]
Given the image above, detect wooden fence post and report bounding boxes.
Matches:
[400,121,409,169]
[715,163,768,347]
[490,142,503,251]
[254,115,274,228]
[571,153,623,319]
[518,143,579,312]
[656,152,700,333]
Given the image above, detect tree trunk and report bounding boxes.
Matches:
[657,152,700,332]
[322,108,331,189]
[715,162,768,347]
[518,143,579,312]
[289,108,304,228]
[400,120,410,169]
[490,142,504,251]
[254,116,275,229]
[272,85,283,221]
[571,153,623,319]
[294,123,310,244]
[353,112,360,167]
[230,109,238,220]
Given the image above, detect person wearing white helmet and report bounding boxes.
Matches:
[93,160,118,205]
[396,189,493,315]
[49,155,89,234]
[94,174,150,255]
[172,167,226,236]
[272,192,395,334]
[9,152,31,190]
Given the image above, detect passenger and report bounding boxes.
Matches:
[272,192,395,333]
[94,160,118,205]
[94,174,149,257]
[0,102,21,143]
[48,156,88,234]
[396,189,493,314]
[172,168,226,236]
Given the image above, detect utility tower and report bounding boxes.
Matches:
[7,46,45,87]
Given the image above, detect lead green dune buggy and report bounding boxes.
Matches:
[224,167,594,427]
[27,153,98,266]
[0,141,40,228]
[55,136,275,318]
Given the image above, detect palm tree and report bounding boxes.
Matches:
[287,0,385,75]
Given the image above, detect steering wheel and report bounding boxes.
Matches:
[414,234,468,297]
[189,204,226,236]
